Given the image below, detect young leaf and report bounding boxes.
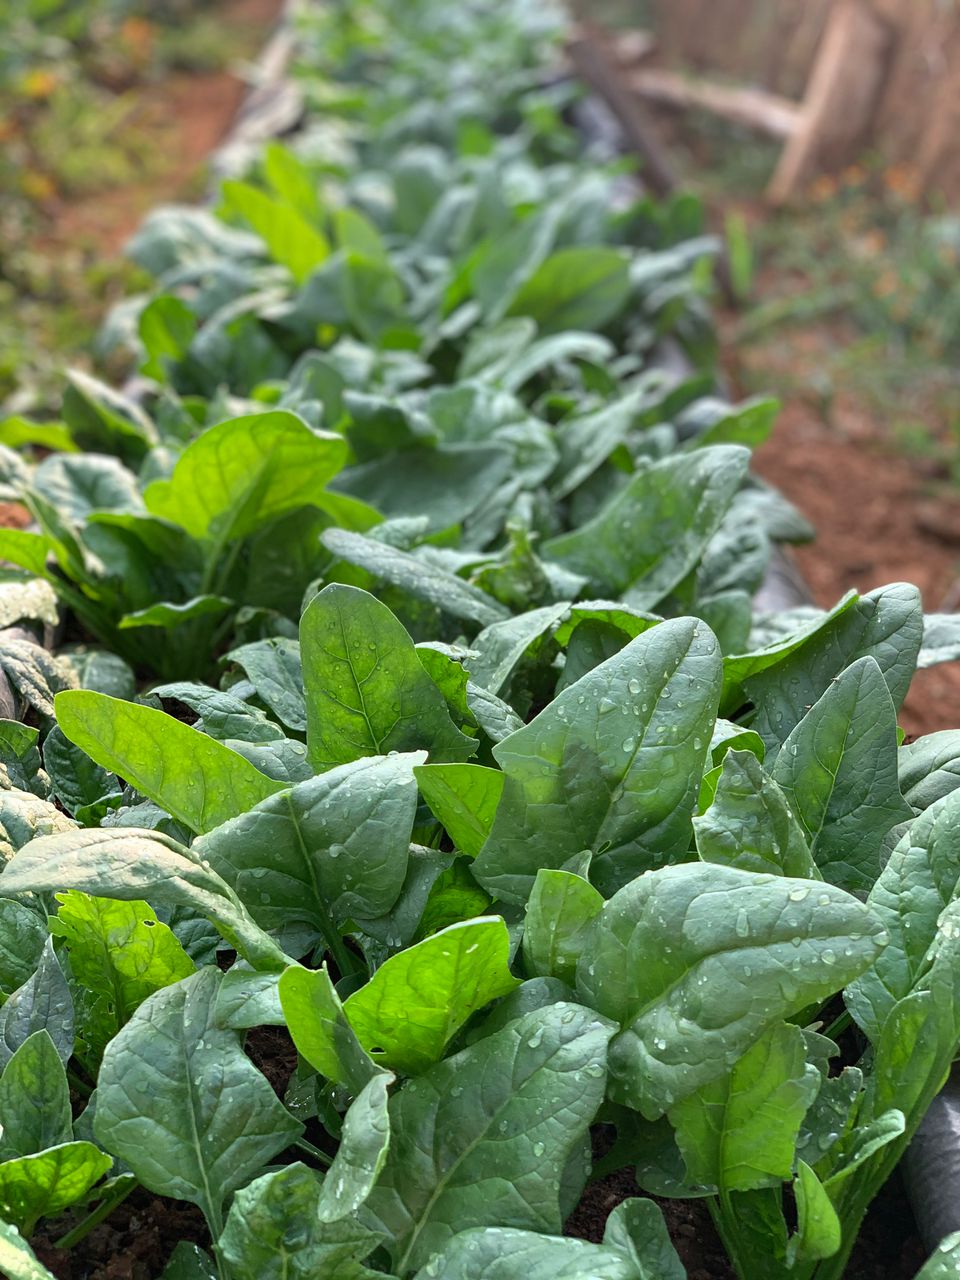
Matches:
[278,964,384,1093]
[0,1031,72,1158]
[363,1002,615,1274]
[506,247,631,333]
[845,789,960,1042]
[522,869,604,984]
[318,1072,392,1222]
[220,181,329,284]
[0,1218,57,1280]
[302,586,475,772]
[772,657,912,892]
[576,862,886,1119]
[790,1161,842,1264]
[473,617,722,902]
[225,638,306,732]
[0,938,73,1071]
[669,1021,819,1191]
[94,967,302,1236]
[0,1142,112,1233]
[0,900,47,996]
[55,691,284,835]
[415,763,504,858]
[693,749,816,878]
[143,411,346,543]
[343,918,520,1073]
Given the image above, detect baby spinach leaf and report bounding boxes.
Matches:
[522,869,604,984]
[301,586,475,772]
[916,1232,960,1279]
[473,617,722,902]
[543,447,748,609]
[845,789,960,1042]
[318,1072,392,1221]
[744,583,922,755]
[224,638,306,732]
[363,1002,615,1274]
[898,729,960,813]
[0,1032,72,1159]
[576,862,886,1118]
[466,604,570,697]
[693,749,816,878]
[219,1163,387,1280]
[278,964,384,1092]
[150,682,286,744]
[669,1020,819,1191]
[321,530,510,628]
[194,752,424,941]
[790,1161,842,1265]
[506,247,631,334]
[0,1142,112,1234]
[0,901,46,997]
[0,938,73,1071]
[94,967,302,1237]
[143,411,346,543]
[343,917,520,1073]
[55,691,284,835]
[0,790,76,862]
[772,657,912,892]
[415,763,504,858]
[0,829,289,972]
[220,182,330,284]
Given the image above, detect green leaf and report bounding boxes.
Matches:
[743,584,922,754]
[543,448,748,609]
[790,1161,841,1264]
[670,1021,819,1191]
[221,180,329,283]
[49,891,195,1051]
[118,596,233,631]
[139,295,197,381]
[0,828,289,972]
[0,790,76,862]
[61,369,157,461]
[473,618,722,902]
[0,1218,57,1280]
[302,586,475,772]
[466,604,570,697]
[225,638,306,732]
[693,749,816,878]
[278,964,384,1093]
[822,1110,905,1191]
[0,532,50,579]
[899,730,960,812]
[364,1002,615,1274]
[159,1242,218,1280]
[144,411,346,543]
[219,1163,386,1280]
[915,1232,960,1279]
[0,938,73,1071]
[318,1072,392,1221]
[0,1142,112,1233]
[321,530,510,629]
[846,789,960,1042]
[771,657,912,892]
[94,967,301,1236]
[0,1032,72,1158]
[413,1198,683,1279]
[576,862,886,1118]
[343,918,520,1073]
[194,752,423,940]
[506,247,631,333]
[415,764,504,858]
[0,901,46,996]
[522,869,604,984]
[55,691,284,835]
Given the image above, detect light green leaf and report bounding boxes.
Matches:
[915,1232,960,1279]
[364,1002,615,1274]
[144,411,346,543]
[772,657,912,891]
[0,1032,72,1158]
[118,596,233,631]
[522,869,604,984]
[318,1072,392,1222]
[473,618,722,902]
[790,1161,841,1264]
[0,1142,111,1232]
[302,586,475,772]
[506,247,631,333]
[94,967,301,1235]
[55,691,284,835]
[576,862,886,1118]
[278,964,384,1093]
[221,180,329,283]
[0,1218,57,1280]
[415,764,504,859]
[343,917,520,1073]
[670,1021,819,1191]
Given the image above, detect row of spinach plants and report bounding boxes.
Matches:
[1,1,960,1278]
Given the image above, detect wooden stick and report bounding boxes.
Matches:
[628,67,802,140]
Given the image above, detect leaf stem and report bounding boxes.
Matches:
[295,1137,333,1167]
[53,1175,137,1249]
